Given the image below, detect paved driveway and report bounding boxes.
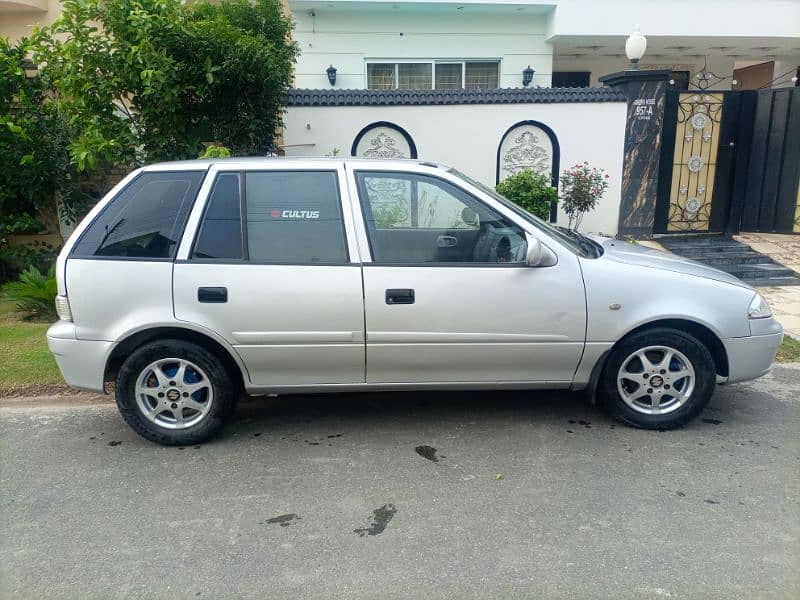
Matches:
[2,365,799,599]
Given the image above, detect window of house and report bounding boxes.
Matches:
[434,63,463,89]
[366,61,500,90]
[356,171,527,264]
[552,71,591,88]
[192,173,243,260]
[464,62,500,89]
[244,171,348,264]
[366,63,395,89]
[72,171,204,259]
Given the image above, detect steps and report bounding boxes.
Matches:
[657,235,800,287]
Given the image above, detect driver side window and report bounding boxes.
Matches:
[356,171,527,264]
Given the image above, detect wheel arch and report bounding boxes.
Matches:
[105,326,248,393]
[586,317,729,404]
[617,318,729,377]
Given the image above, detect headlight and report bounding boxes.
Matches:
[748,294,772,319]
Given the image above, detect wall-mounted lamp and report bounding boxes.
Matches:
[326,64,337,86]
[522,65,535,87]
[625,26,647,70]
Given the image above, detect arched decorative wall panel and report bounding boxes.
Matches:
[351,122,418,159]
[496,120,560,187]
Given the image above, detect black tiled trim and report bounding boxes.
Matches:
[285,87,626,107]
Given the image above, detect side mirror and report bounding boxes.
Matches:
[525,235,556,267]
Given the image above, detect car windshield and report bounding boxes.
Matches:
[448,168,594,258]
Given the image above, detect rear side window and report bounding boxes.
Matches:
[192,173,243,260]
[72,171,204,259]
[244,171,348,263]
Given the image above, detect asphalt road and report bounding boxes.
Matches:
[2,365,799,599]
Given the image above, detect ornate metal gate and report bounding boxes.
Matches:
[655,87,800,234]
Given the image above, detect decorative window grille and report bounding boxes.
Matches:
[366,61,500,90]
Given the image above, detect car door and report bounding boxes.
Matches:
[173,163,365,388]
[349,166,586,385]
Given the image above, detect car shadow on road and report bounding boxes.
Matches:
[224,388,608,439]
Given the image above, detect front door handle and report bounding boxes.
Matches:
[386,288,415,305]
[198,286,228,303]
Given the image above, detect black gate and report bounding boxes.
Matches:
[654,87,799,234]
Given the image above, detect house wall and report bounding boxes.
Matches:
[283,101,627,235]
[554,55,739,89]
[546,0,800,39]
[1,2,62,42]
[292,7,554,89]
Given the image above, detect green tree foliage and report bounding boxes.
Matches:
[0,37,77,225]
[495,169,557,221]
[34,0,297,169]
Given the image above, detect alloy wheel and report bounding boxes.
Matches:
[616,345,695,415]
[134,358,214,429]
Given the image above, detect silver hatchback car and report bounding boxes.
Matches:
[48,158,783,445]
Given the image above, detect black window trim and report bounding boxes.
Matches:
[354,170,529,268]
[187,168,351,266]
[69,169,208,262]
[188,171,247,263]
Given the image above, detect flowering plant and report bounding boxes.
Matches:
[559,162,609,231]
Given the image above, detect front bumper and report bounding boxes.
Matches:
[723,330,783,384]
[47,321,111,393]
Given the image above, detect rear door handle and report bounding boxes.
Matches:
[198,286,228,303]
[386,288,415,305]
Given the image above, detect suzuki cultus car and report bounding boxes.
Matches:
[47,159,782,445]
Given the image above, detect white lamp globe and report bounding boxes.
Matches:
[625,26,647,68]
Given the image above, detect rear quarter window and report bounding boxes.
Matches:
[71,171,205,259]
[244,171,348,264]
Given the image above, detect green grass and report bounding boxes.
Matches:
[776,334,800,363]
[0,299,63,395]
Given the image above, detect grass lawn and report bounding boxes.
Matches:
[0,299,63,395]
[0,298,799,396]
[775,333,800,363]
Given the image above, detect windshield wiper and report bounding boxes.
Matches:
[555,226,600,257]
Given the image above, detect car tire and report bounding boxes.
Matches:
[602,327,715,430]
[116,339,236,445]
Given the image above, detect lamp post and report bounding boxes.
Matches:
[522,65,535,87]
[326,64,337,86]
[625,26,647,70]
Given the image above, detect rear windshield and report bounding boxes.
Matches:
[71,171,205,259]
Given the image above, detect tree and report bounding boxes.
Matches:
[34,0,297,169]
[0,37,78,227]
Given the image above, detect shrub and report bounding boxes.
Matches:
[495,170,557,221]
[2,265,57,320]
[0,238,59,283]
[1,212,45,234]
[199,144,232,159]
[560,162,609,231]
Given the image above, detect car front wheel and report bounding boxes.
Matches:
[602,328,715,429]
[116,339,235,445]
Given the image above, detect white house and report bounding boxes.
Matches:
[282,0,799,237]
[290,0,800,90]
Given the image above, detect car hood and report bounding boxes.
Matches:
[587,236,753,290]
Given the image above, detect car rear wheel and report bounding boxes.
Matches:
[116,339,235,445]
[602,328,715,429]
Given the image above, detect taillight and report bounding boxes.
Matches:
[55,295,73,322]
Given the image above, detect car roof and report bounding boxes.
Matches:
[142,156,450,171]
